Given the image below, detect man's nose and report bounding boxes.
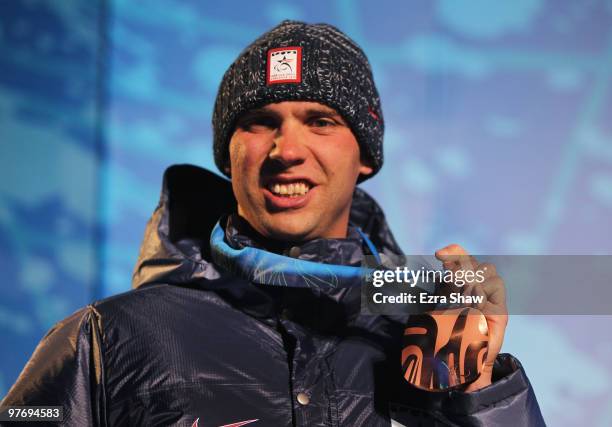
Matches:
[268,124,307,166]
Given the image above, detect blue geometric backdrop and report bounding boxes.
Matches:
[2,1,612,425]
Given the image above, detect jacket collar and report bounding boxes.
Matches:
[224,213,368,266]
[210,217,374,292]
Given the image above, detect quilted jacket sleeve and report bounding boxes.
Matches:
[0,307,107,427]
[390,353,546,426]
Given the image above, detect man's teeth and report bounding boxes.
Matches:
[269,182,310,197]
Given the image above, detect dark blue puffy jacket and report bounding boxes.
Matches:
[0,165,546,426]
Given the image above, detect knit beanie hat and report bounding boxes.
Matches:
[212,20,384,181]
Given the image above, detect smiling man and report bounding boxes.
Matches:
[229,101,372,241]
[1,21,545,426]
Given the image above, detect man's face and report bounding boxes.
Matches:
[228,101,373,241]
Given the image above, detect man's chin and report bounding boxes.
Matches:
[259,218,318,243]
[262,227,314,243]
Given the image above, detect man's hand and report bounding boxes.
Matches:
[435,244,508,392]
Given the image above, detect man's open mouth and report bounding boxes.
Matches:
[266,180,312,198]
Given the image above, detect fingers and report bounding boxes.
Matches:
[464,275,507,314]
[471,263,502,306]
[436,244,478,273]
[471,284,487,311]
[481,276,506,308]
[476,262,497,280]
[436,245,479,293]
[435,243,468,257]
[435,244,508,314]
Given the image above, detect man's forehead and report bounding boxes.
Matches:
[249,101,341,116]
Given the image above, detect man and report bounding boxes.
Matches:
[1,21,545,426]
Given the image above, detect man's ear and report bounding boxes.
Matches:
[359,164,373,176]
[359,155,374,176]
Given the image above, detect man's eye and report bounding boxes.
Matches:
[239,117,277,131]
[311,118,335,127]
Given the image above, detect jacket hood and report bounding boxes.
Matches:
[132,164,403,290]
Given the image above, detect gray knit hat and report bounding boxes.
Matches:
[212,20,384,181]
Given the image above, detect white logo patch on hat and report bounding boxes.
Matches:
[267,47,302,85]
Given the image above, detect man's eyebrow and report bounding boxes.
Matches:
[249,107,276,114]
[304,107,339,116]
[235,108,279,126]
[236,106,347,124]
[304,108,347,123]
[240,108,277,117]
